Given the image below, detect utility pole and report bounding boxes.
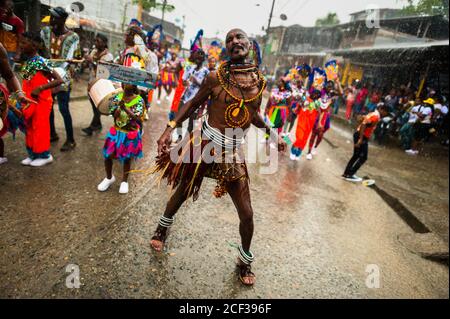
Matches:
[267,0,276,35]
[262,0,276,60]
[161,0,168,24]
[122,0,129,32]
[28,0,41,32]
[137,0,143,21]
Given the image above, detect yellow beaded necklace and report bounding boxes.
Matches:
[217,62,267,128]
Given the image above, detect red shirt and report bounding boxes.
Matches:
[356,88,368,104]
[0,15,24,52]
[358,110,381,139]
[371,92,381,104]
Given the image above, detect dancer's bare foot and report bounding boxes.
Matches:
[150,228,168,252]
[237,260,256,286]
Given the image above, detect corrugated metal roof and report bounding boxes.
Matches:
[332,40,449,54]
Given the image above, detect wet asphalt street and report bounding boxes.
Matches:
[0,86,448,299]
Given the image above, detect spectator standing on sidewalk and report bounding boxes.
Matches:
[354,83,368,115]
[405,98,434,156]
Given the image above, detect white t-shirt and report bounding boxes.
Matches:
[411,105,433,124]
[434,103,449,115]
[181,65,209,104]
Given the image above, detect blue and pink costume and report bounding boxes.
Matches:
[103,93,144,163]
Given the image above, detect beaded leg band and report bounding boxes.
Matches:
[238,245,255,265]
[158,216,175,228]
[151,216,175,249]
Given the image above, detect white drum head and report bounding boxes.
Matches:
[97,89,123,115]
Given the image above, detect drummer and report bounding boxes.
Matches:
[41,6,80,152]
[82,33,114,136]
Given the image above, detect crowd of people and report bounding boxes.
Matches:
[339,81,449,155]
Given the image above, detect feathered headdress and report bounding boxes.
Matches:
[129,19,143,28]
[296,63,311,79]
[325,59,339,82]
[146,24,164,49]
[128,19,146,46]
[248,39,262,66]
[311,67,327,91]
[207,40,222,60]
[190,29,204,53]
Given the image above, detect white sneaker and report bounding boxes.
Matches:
[30,155,54,167]
[311,149,317,155]
[165,96,170,101]
[344,176,362,183]
[344,175,363,183]
[21,157,34,166]
[306,153,313,160]
[98,176,116,192]
[405,149,418,155]
[119,182,129,194]
[0,157,8,165]
[157,100,161,105]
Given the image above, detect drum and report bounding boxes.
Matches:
[89,79,123,115]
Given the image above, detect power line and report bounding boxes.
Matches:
[279,0,294,12]
[291,0,311,18]
[179,0,206,21]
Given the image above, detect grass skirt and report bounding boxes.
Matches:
[154,131,248,201]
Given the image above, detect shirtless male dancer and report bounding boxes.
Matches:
[150,29,286,286]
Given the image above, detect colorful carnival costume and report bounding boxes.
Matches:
[158,56,180,88]
[20,56,54,161]
[306,97,332,159]
[289,64,328,161]
[290,96,319,160]
[266,87,292,134]
[169,64,186,121]
[103,93,144,163]
[120,40,159,111]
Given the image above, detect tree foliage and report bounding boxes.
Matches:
[400,0,449,18]
[315,13,341,27]
[132,0,175,13]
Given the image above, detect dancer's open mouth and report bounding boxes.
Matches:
[232,45,244,53]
